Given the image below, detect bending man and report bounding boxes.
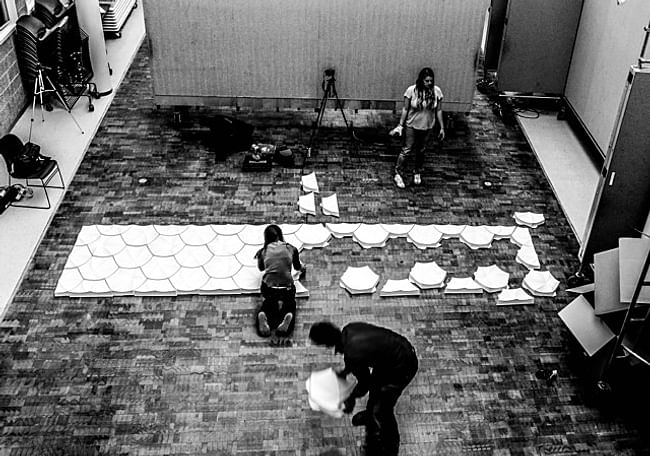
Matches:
[309,321,418,455]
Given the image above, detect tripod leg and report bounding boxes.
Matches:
[36,73,46,122]
[331,85,352,132]
[43,73,85,135]
[29,77,40,142]
[307,91,329,157]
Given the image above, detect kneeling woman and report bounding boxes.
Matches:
[255,225,305,337]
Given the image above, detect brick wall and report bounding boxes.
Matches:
[0,0,28,137]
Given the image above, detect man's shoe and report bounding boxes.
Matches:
[394,174,405,189]
[276,312,293,333]
[258,312,271,337]
[414,173,422,185]
[351,410,368,426]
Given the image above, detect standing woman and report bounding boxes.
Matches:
[390,67,445,188]
[254,225,305,338]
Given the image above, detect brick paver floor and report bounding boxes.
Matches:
[1,43,649,455]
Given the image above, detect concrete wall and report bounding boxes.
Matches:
[565,0,650,156]
[143,0,489,112]
[0,0,28,136]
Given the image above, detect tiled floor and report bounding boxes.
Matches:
[1,33,650,456]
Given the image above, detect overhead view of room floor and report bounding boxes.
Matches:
[1,0,649,455]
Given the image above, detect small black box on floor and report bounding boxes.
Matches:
[210,115,254,160]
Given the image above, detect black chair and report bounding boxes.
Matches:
[0,134,64,209]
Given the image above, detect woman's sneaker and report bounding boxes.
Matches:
[258,312,271,337]
[414,173,422,185]
[394,174,405,188]
[277,313,293,333]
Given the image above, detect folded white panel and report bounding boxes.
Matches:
[459,226,494,249]
[515,245,540,270]
[340,266,380,294]
[295,280,309,298]
[207,235,245,256]
[522,270,560,297]
[558,295,615,357]
[511,227,533,247]
[408,261,447,289]
[121,225,159,246]
[301,171,320,193]
[406,225,443,249]
[473,265,510,292]
[497,288,534,305]
[433,224,466,239]
[380,224,415,238]
[326,223,361,238]
[483,225,516,239]
[380,279,421,297]
[513,212,545,228]
[237,224,268,245]
[444,277,483,293]
[305,368,357,418]
[180,225,217,246]
[321,194,340,217]
[299,192,317,216]
[352,224,390,248]
[295,224,332,249]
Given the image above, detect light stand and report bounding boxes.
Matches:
[28,64,84,143]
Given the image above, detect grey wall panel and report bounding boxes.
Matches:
[143,0,489,111]
[497,0,583,94]
[580,68,650,264]
[565,0,650,156]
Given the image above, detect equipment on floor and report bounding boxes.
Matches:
[242,143,275,172]
[210,115,254,160]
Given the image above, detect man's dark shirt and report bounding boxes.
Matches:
[337,322,417,398]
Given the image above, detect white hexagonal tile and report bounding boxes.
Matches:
[473,265,510,292]
[201,277,242,294]
[232,266,263,292]
[69,279,112,296]
[406,225,443,249]
[106,268,147,294]
[96,224,130,236]
[284,234,304,251]
[237,225,268,245]
[235,244,263,267]
[148,235,185,257]
[121,225,159,246]
[459,226,494,249]
[207,235,245,256]
[203,255,243,279]
[141,256,181,280]
[54,268,84,295]
[295,224,332,249]
[170,267,210,293]
[516,245,540,270]
[340,266,380,294]
[484,225,516,239]
[114,246,153,268]
[154,225,189,236]
[280,224,302,235]
[78,256,119,281]
[352,224,390,248]
[64,245,93,268]
[175,245,214,268]
[326,223,360,238]
[211,224,245,235]
[433,224,466,239]
[380,224,414,238]
[179,225,217,246]
[87,235,127,257]
[379,279,420,297]
[76,225,101,246]
[135,279,176,296]
[513,212,545,228]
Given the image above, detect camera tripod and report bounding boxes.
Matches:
[307,69,353,157]
[28,64,84,142]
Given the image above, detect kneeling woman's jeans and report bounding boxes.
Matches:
[260,282,296,336]
[395,126,430,176]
